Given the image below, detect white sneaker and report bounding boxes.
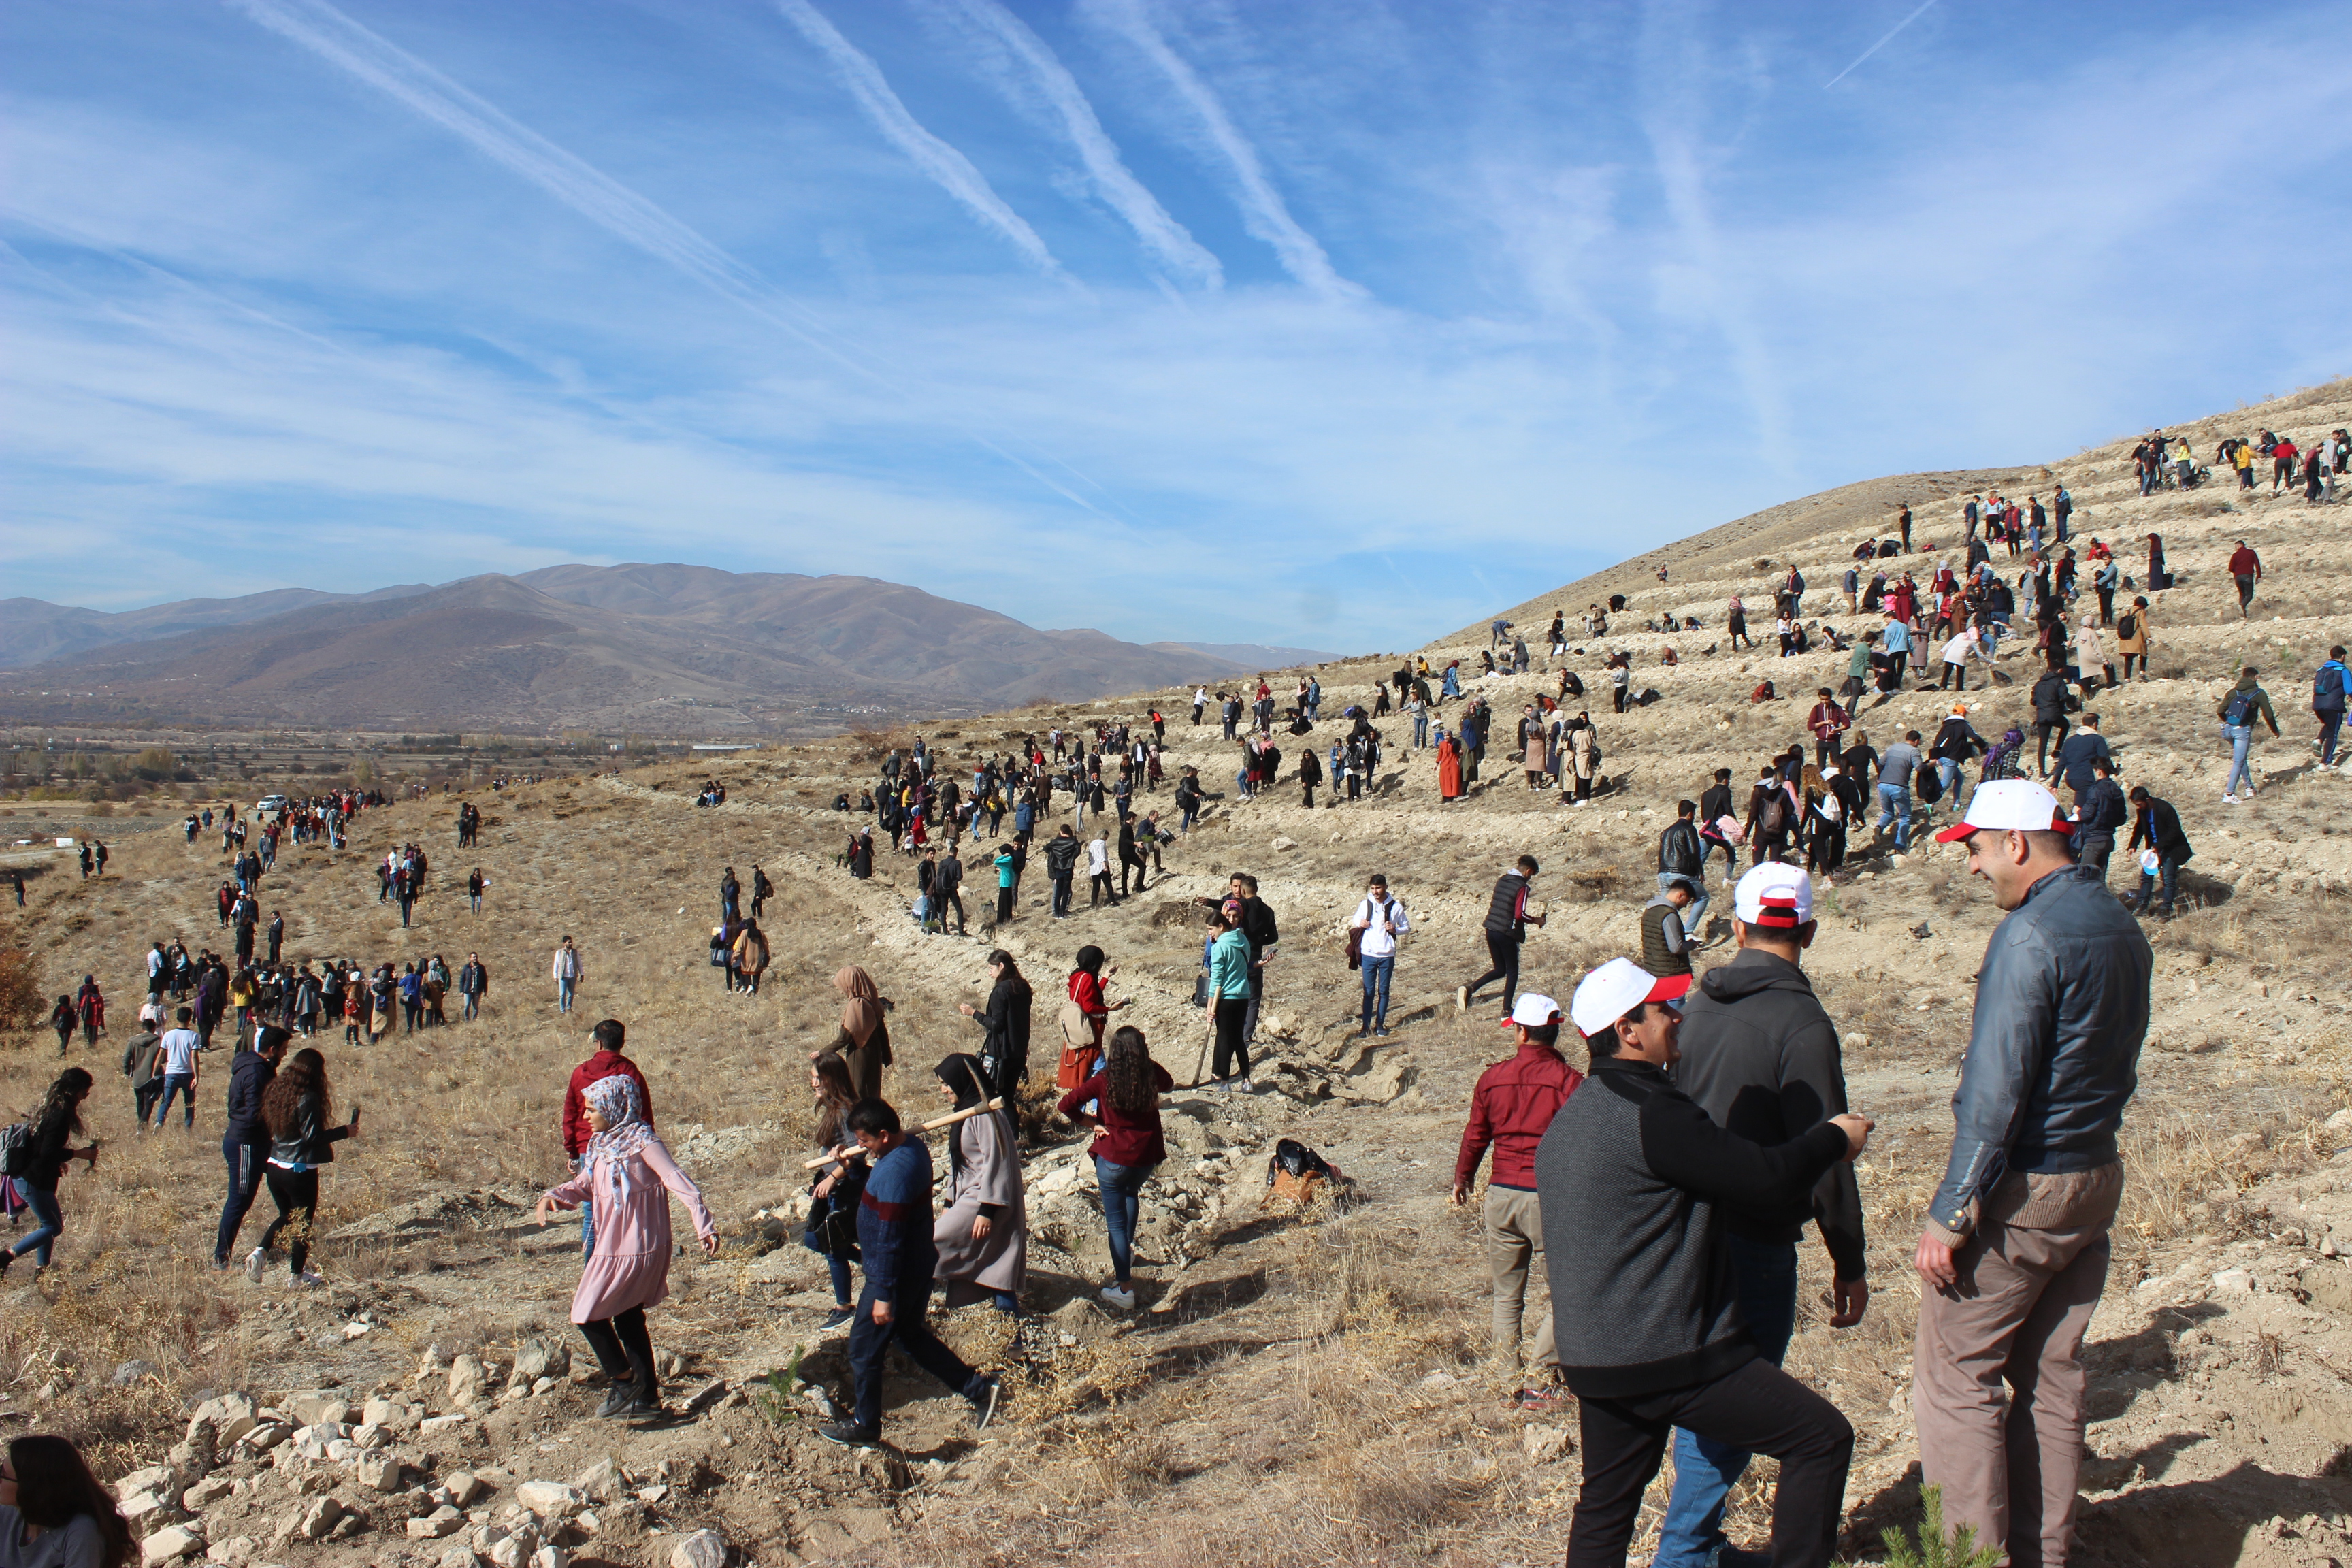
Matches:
[287,1270,325,1289]
[242,1247,267,1282]
[1100,1283,1137,1311]
[2223,794,2238,804]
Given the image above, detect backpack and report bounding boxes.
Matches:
[1260,1138,1356,1209]
[2317,665,2348,706]
[1055,996,1100,1090]
[1,1119,33,1179]
[2222,690,2257,727]
[2114,612,2137,641]
[1918,764,1946,804]
[1758,791,1789,836]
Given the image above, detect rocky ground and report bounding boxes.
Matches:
[3,377,2349,1566]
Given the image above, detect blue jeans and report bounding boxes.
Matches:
[9,1182,64,1267]
[1358,953,1394,1030]
[1875,782,1914,850]
[2322,709,2345,766]
[1651,1236,1801,1568]
[1413,712,1429,747]
[1657,872,1709,943]
[2136,856,2183,914]
[153,1073,197,1128]
[2224,723,2255,794]
[557,977,576,1013]
[1095,1157,1154,1285]
[463,993,479,1019]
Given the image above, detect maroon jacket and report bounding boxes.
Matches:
[563,1050,652,1158]
[1060,1064,1173,1169]
[1456,1041,1585,1190]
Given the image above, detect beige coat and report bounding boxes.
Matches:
[932,1109,1026,1306]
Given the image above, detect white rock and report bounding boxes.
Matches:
[447,1356,487,1405]
[487,1524,541,1568]
[353,1452,408,1493]
[116,1467,179,1504]
[570,1459,619,1500]
[408,1507,465,1540]
[668,1529,730,1568]
[239,1426,289,1452]
[119,1492,174,1530]
[419,1414,470,1435]
[438,1551,485,1568]
[351,1423,392,1450]
[442,1472,485,1508]
[342,1322,371,1341]
[513,1482,584,1518]
[182,1479,235,1511]
[191,1395,260,1448]
[286,1394,349,1428]
[203,1537,254,1565]
[291,1497,344,1542]
[530,1548,566,1568]
[2212,1267,2255,1294]
[143,1526,206,1565]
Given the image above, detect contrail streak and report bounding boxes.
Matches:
[1081,0,1362,302]
[1824,0,1940,88]
[773,0,1064,278]
[224,0,1118,521]
[941,0,1222,288]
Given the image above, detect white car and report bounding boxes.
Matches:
[255,794,291,817]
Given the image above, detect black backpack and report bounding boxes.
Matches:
[2114,612,2137,640]
[0,1119,34,1179]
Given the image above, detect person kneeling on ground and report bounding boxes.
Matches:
[1539,958,1872,1568]
[533,1074,718,1420]
[818,1098,1003,1448]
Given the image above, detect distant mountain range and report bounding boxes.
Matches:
[0,566,1338,734]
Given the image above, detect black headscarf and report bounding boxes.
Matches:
[1073,945,1105,976]
[932,1052,996,1177]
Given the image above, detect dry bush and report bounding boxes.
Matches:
[0,942,42,1031]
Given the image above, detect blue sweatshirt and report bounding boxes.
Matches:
[857,1139,938,1303]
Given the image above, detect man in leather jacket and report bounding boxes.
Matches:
[1916,780,2151,1568]
[1655,802,1710,940]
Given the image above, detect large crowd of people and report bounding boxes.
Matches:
[8,428,2347,1568]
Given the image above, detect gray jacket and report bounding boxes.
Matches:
[1671,950,1865,1281]
[1928,865,2151,1235]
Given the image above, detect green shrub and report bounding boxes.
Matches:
[1879,1486,2003,1568]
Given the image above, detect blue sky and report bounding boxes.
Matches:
[5,0,2348,651]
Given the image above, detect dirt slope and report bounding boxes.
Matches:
[3,376,2349,1567]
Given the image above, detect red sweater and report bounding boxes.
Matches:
[1059,1064,1172,1169]
[563,1051,652,1158]
[1456,1042,1585,1190]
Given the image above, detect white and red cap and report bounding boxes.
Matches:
[1733,862,1814,931]
[1569,958,1693,1040]
[1932,778,2070,843]
[1509,992,1564,1028]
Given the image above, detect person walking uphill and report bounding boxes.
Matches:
[826,967,894,1102]
[215,1027,287,1271]
[2218,667,2281,802]
[534,1075,719,1420]
[1539,958,1871,1568]
[1349,875,1410,1037]
[957,951,1032,1101]
[930,1054,1026,1312]
[1916,781,2153,1568]
[1061,1024,1172,1311]
[817,1098,1003,1448]
[250,1049,360,1288]
[564,1021,654,1256]
[1453,994,1586,1403]
[1,1069,100,1281]
[1460,856,1546,1017]
[1650,865,1872,1568]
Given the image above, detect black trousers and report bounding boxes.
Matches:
[1120,855,1148,894]
[1051,875,1073,917]
[995,885,1015,923]
[849,1273,977,1432]
[1212,996,1251,1081]
[1567,1356,1853,1568]
[216,1138,269,1264]
[578,1305,657,1396]
[260,1166,318,1276]
[2035,718,2070,774]
[1465,930,1520,1007]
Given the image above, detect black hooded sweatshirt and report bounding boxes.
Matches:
[1668,949,1866,1282]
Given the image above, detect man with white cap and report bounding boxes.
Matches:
[1538,958,1872,1568]
[1914,779,2151,1568]
[1650,864,1869,1568]
[1453,992,1585,1404]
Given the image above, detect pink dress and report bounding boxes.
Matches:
[542,1139,717,1324]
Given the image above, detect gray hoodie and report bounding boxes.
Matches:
[1670,949,1866,1281]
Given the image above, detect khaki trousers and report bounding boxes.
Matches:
[1913,1165,2121,1568]
[1484,1185,1556,1372]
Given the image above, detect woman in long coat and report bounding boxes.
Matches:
[1435,730,1463,802]
[535,1075,718,1418]
[930,1054,1026,1312]
[826,966,892,1100]
[1566,714,1601,804]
